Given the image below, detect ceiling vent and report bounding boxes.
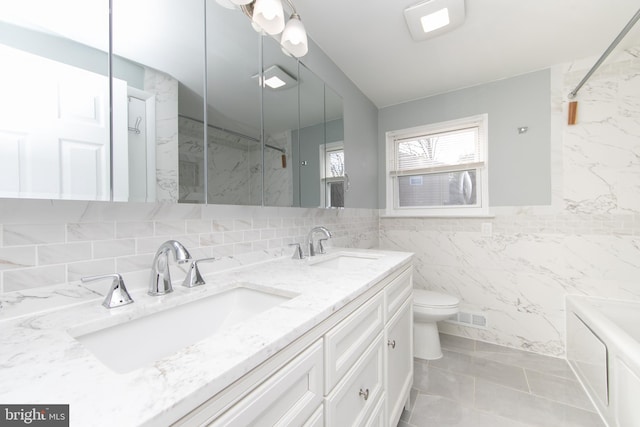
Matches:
[404,0,465,41]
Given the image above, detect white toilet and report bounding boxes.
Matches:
[413,289,460,360]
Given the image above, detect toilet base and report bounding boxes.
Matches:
[414,321,443,360]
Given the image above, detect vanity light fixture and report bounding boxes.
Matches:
[404,0,465,41]
[220,0,309,57]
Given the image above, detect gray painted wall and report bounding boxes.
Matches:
[301,39,379,209]
[378,69,552,208]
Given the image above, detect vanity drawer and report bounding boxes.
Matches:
[324,293,384,392]
[208,340,323,427]
[384,267,412,322]
[325,334,385,427]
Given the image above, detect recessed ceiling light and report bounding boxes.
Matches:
[404,0,465,41]
[264,76,286,89]
[251,65,297,90]
[420,8,450,33]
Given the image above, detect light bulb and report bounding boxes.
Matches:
[252,0,285,35]
[229,0,252,5]
[281,14,308,57]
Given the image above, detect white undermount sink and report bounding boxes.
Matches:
[309,252,382,270]
[69,286,294,373]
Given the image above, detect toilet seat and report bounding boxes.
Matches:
[413,289,459,309]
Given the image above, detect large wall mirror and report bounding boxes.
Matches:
[112,0,206,203]
[205,3,262,206]
[0,0,111,201]
[262,34,298,207]
[0,0,345,208]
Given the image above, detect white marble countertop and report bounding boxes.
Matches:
[0,248,412,426]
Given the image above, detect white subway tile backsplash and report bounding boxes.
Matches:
[186,219,212,234]
[233,219,252,231]
[199,232,224,247]
[260,229,276,240]
[67,222,115,242]
[3,224,66,246]
[211,219,234,232]
[223,231,244,244]
[233,242,252,255]
[243,230,261,242]
[154,220,187,236]
[209,244,235,258]
[38,242,92,265]
[0,247,36,270]
[116,221,155,238]
[93,239,136,259]
[4,265,66,292]
[67,259,117,282]
[0,200,378,295]
[116,254,155,274]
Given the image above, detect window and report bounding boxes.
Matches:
[386,114,488,216]
[320,142,345,208]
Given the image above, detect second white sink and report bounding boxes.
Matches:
[70,286,293,373]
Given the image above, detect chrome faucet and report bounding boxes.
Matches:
[81,273,134,309]
[182,257,216,288]
[306,226,332,257]
[149,240,192,296]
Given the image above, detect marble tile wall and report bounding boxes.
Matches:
[178,117,293,206]
[0,199,378,297]
[144,67,179,202]
[380,46,640,357]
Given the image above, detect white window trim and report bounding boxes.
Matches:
[319,141,345,208]
[385,114,489,217]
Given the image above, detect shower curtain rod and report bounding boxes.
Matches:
[178,114,286,154]
[569,7,640,98]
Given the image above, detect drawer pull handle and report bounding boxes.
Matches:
[387,339,396,349]
[359,388,370,400]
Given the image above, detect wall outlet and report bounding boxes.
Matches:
[481,222,492,237]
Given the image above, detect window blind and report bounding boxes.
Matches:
[392,126,482,176]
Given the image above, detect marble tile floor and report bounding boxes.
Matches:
[398,334,605,427]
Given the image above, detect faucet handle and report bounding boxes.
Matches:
[81,273,134,309]
[318,238,329,255]
[182,257,216,288]
[288,243,305,260]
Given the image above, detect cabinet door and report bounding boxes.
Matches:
[385,297,413,427]
[209,340,323,427]
[325,334,384,427]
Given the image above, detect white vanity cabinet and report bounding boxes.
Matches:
[323,267,413,427]
[174,264,413,427]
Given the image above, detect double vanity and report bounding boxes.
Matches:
[0,247,413,426]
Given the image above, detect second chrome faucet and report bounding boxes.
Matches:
[306,226,332,257]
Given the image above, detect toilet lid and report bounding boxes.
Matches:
[413,289,459,308]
